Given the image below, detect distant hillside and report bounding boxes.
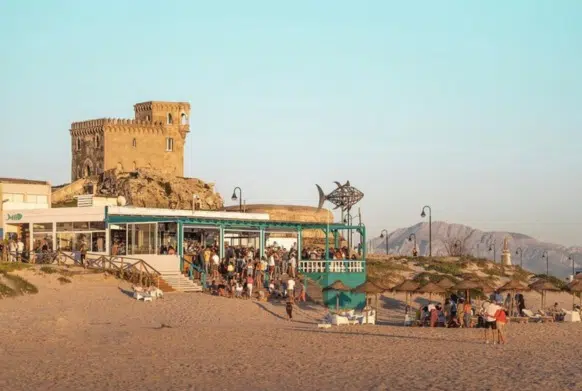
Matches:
[369,222,582,278]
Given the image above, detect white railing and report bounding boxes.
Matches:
[298,260,364,274]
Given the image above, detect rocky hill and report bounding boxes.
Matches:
[370,222,582,278]
[52,168,224,210]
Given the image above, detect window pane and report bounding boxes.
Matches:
[73,233,90,252]
[57,222,73,232]
[26,195,37,203]
[6,193,24,203]
[33,223,53,233]
[73,222,90,230]
[36,195,48,204]
[110,226,127,256]
[33,233,53,252]
[56,233,74,251]
[92,231,106,252]
[157,222,177,254]
[90,221,106,230]
[131,223,156,255]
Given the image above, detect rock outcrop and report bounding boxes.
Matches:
[52,168,223,210]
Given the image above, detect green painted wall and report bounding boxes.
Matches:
[304,272,366,310]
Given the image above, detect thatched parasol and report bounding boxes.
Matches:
[498,280,530,316]
[436,277,456,290]
[529,279,560,310]
[393,280,420,307]
[452,279,494,303]
[416,282,447,302]
[567,280,582,307]
[352,280,386,324]
[323,280,351,312]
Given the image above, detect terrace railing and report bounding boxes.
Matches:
[298,259,364,274]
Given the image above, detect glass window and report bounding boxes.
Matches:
[90,221,106,230]
[73,221,90,230]
[5,193,24,203]
[165,137,174,152]
[130,223,156,255]
[36,195,48,204]
[110,225,127,256]
[33,223,53,233]
[56,233,74,251]
[74,233,90,252]
[26,195,37,203]
[157,222,177,254]
[57,222,73,232]
[33,233,53,252]
[92,231,106,252]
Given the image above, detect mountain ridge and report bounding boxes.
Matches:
[370,221,582,278]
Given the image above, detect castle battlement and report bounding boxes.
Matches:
[70,117,169,130]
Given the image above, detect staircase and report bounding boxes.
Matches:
[159,271,203,292]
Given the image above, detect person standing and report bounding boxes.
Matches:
[289,252,297,277]
[483,300,500,344]
[16,238,24,262]
[286,296,294,321]
[495,305,508,344]
[287,277,296,299]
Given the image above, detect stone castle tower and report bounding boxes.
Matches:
[70,101,190,181]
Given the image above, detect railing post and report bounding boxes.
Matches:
[120,258,124,280]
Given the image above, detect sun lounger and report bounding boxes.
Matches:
[331,314,351,326]
[522,309,543,322]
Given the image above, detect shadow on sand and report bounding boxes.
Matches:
[254,302,313,325]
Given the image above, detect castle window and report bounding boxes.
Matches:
[167,113,173,124]
[132,161,137,171]
[145,115,150,121]
[181,113,188,125]
[132,138,137,148]
[95,135,101,147]
[165,137,174,152]
[76,138,81,151]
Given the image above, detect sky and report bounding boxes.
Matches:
[1,0,581,246]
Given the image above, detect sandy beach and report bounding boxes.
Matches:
[1,268,581,391]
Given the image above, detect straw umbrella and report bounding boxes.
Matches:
[352,280,386,324]
[436,277,456,291]
[453,279,494,304]
[417,282,447,303]
[323,280,351,312]
[498,279,530,317]
[567,280,582,308]
[528,279,560,311]
[392,280,420,308]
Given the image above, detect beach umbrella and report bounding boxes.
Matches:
[498,280,530,316]
[453,279,494,304]
[393,280,420,308]
[352,280,386,324]
[436,277,456,290]
[416,282,447,302]
[323,280,351,312]
[529,279,560,310]
[567,280,582,308]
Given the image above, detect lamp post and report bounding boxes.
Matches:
[568,255,574,280]
[380,229,389,255]
[408,233,417,256]
[231,187,242,212]
[542,250,549,276]
[515,247,523,268]
[420,205,432,257]
[488,239,497,263]
[453,240,462,256]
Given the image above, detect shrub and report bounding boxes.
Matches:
[0,282,17,298]
[533,274,567,290]
[2,274,38,295]
[0,262,32,273]
[57,276,72,284]
[425,262,463,277]
[40,266,59,274]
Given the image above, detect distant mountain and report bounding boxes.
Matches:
[369,222,582,278]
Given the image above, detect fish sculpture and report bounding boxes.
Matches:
[316,181,364,211]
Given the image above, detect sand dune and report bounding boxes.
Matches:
[1,269,581,391]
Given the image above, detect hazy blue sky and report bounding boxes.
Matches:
[1,1,581,246]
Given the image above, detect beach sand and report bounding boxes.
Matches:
[1,268,581,391]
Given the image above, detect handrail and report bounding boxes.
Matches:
[181,256,206,288]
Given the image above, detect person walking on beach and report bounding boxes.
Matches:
[286,296,294,321]
[483,300,500,344]
[495,305,507,344]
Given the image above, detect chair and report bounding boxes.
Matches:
[331,314,351,326]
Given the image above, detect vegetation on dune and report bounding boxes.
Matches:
[57,276,72,284]
[412,272,459,286]
[40,266,59,274]
[0,273,38,295]
[0,282,17,297]
[533,274,567,290]
[0,263,38,298]
[0,262,32,273]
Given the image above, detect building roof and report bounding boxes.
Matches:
[0,177,50,186]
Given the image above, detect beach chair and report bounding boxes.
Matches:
[561,309,581,323]
[536,310,555,323]
[331,314,350,326]
[522,309,542,322]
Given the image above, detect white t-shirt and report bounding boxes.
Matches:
[287,279,296,291]
[212,254,220,265]
[268,256,275,266]
[290,256,297,268]
[485,303,500,322]
[17,241,24,252]
[427,303,436,313]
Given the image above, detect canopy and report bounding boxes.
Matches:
[417,282,447,294]
[322,280,351,292]
[392,280,420,292]
[352,280,386,294]
[498,279,530,292]
[528,279,560,292]
[453,279,494,292]
[567,280,582,293]
[436,277,456,290]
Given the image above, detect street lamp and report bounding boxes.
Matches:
[380,229,389,255]
[231,187,242,212]
[408,233,417,256]
[515,247,523,269]
[542,250,549,276]
[453,240,462,256]
[420,205,432,257]
[488,239,497,263]
[568,255,575,280]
